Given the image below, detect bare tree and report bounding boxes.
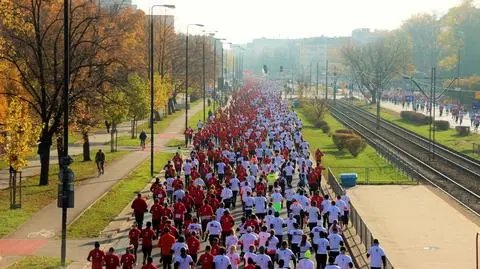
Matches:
[342,32,410,129]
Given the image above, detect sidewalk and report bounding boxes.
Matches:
[0,103,203,268]
[0,119,146,190]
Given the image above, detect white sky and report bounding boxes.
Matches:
[134,0,467,44]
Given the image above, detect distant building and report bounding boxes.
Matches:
[351,28,387,44]
[98,0,134,11]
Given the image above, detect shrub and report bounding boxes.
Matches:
[434,120,450,131]
[321,124,330,133]
[335,129,355,135]
[332,133,356,151]
[345,136,367,157]
[455,126,470,136]
[400,111,432,125]
[313,119,327,128]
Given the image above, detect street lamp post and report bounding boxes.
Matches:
[212,38,225,112]
[185,23,204,146]
[149,4,175,176]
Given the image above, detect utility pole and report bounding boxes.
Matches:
[325,60,328,100]
[202,34,206,122]
[316,61,319,97]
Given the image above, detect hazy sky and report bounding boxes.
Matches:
[134,0,467,44]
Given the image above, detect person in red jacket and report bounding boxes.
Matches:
[120,247,135,269]
[140,221,155,265]
[149,199,162,237]
[173,199,187,231]
[141,257,157,269]
[182,191,194,214]
[128,223,141,262]
[199,199,214,233]
[87,241,104,269]
[220,209,235,243]
[173,153,183,174]
[197,245,214,269]
[105,247,120,269]
[131,193,148,229]
[186,231,201,263]
[160,202,173,220]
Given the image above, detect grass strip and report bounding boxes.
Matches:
[0,150,129,238]
[296,107,413,184]
[358,103,480,160]
[6,256,69,269]
[67,152,173,238]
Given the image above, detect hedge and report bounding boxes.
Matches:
[455,126,470,136]
[434,120,450,131]
[345,136,367,157]
[400,111,432,125]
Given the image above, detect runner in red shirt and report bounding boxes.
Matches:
[220,210,235,242]
[186,231,201,263]
[131,193,148,229]
[141,257,157,269]
[149,199,162,237]
[210,238,220,256]
[173,199,187,231]
[199,200,214,233]
[128,223,141,262]
[197,245,214,269]
[120,248,136,269]
[104,247,120,269]
[160,202,173,220]
[87,242,104,269]
[140,221,155,265]
[173,152,183,174]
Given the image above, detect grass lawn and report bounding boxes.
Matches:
[113,135,150,148]
[137,100,201,134]
[165,139,185,148]
[187,101,212,128]
[359,103,480,160]
[296,107,413,184]
[67,152,173,239]
[6,256,69,269]
[0,150,129,238]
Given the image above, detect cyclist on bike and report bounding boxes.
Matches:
[95,149,105,175]
[139,130,147,150]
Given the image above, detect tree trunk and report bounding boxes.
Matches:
[135,120,138,138]
[370,90,377,104]
[131,119,135,139]
[56,135,63,170]
[376,92,382,130]
[82,131,91,161]
[38,135,52,186]
[110,123,115,153]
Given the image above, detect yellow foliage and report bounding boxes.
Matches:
[154,74,173,111]
[0,97,40,170]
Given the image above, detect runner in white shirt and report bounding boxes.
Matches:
[250,163,259,177]
[193,177,205,187]
[327,229,343,258]
[213,248,231,269]
[227,245,241,269]
[174,248,194,269]
[265,231,279,256]
[254,194,267,218]
[225,232,239,250]
[243,192,255,217]
[334,247,353,269]
[215,204,226,222]
[327,201,342,226]
[171,237,188,258]
[315,232,330,269]
[306,201,321,231]
[243,245,257,265]
[187,218,202,237]
[229,176,240,207]
[276,241,297,268]
[367,239,386,269]
[206,219,222,241]
[246,175,256,188]
[253,246,272,269]
[220,186,233,209]
[321,195,331,227]
[288,223,303,257]
[257,226,270,247]
[297,257,315,269]
[239,227,258,252]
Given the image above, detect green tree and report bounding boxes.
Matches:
[125,74,149,138]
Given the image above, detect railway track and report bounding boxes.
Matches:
[330,101,480,216]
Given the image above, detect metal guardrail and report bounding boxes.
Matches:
[327,168,395,269]
[329,166,414,184]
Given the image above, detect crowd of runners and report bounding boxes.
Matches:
[381,90,480,130]
[87,80,387,269]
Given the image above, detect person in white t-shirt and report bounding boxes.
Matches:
[225,231,239,250]
[183,160,193,185]
[297,256,315,269]
[243,192,255,218]
[306,201,321,231]
[213,248,231,269]
[270,212,286,243]
[239,227,258,253]
[325,256,341,269]
[254,246,272,269]
[327,228,343,259]
[288,223,303,257]
[221,185,233,209]
[327,201,342,227]
[174,248,194,269]
[276,241,296,268]
[206,219,222,243]
[227,245,241,269]
[229,176,240,207]
[265,230,279,257]
[254,194,267,219]
[243,245,257,265]
[171,236,188,258]
[367,239,386,269]
[335,247,353,269]
[216,161,226,182]
[315,232,329,269]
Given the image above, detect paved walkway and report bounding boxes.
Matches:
[0,119,146,190]
[0,103,203,268]
[347,184,480,269]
